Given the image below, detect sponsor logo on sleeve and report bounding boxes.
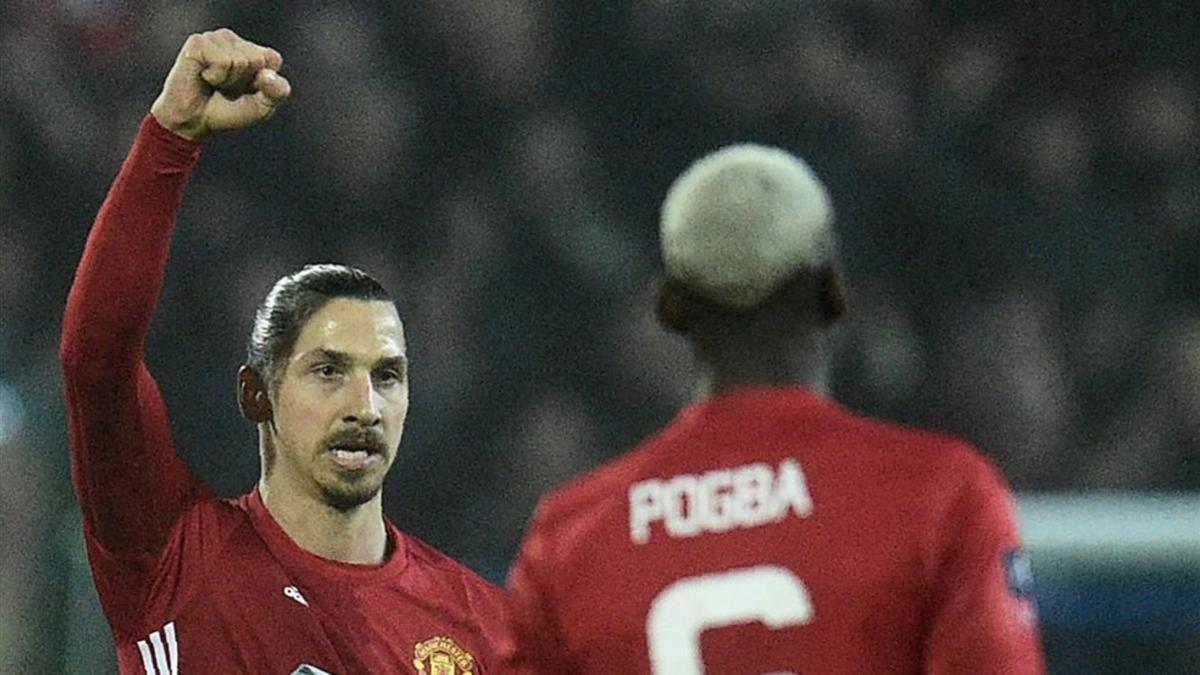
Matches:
[1003,547,1039,624]
[1004,548,1035,599]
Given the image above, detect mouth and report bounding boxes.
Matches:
[325,438,386,472]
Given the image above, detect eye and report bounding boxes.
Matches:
[374,368,404,386]
[313,364,340,379]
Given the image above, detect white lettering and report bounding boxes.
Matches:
[698,469,733,533]
[733,463,773,528]
[628,459,814,544]
[630,480,665,544]
[663,475,701,538]
[773,459,813,520]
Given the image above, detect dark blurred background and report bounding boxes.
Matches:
[1,1,1197,672]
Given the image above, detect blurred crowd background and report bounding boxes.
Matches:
[1,1,1197,672]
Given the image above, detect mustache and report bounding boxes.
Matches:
[322,429,388,454]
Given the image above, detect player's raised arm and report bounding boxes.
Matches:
[59,29,290,612]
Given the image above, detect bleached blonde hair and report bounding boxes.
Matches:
[660,144,835,309]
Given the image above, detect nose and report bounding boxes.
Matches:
[342,372,382,427]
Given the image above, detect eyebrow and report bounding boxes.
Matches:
[374,355,408,374]
[307,348,408,372]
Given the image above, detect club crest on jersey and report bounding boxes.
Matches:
[413,635,476,675]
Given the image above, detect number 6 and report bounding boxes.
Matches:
[646,565,813,675]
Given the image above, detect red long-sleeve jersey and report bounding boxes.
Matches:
[504,386,1046,674]
[61,116,507,675]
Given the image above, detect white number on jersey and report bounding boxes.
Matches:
[646,565,813,675]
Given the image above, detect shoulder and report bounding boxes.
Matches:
[137,492,249,550]
[166,494,259,563]
[834,407,1004,486]
[513,434,673,584]
[101,494,246,639]
[400,532,507,610]
[848,416,1019,535]
[211,492,268,535]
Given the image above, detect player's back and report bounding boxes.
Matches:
[507,386,1041,674]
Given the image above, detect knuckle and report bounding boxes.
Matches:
[182,33,205,53]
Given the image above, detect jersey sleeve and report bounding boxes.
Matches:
[502,504,577,675]
[922,450,1046,674]
[59,115,211,632]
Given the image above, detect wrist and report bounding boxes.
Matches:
[150,99,206,142]
[139,114,204,168]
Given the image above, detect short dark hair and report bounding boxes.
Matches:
[246,264,393,386]
[656,263,846,336]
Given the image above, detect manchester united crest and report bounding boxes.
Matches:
[413,635,476,675]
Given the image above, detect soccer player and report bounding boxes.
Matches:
[61,29,506,674]
[503,144,1047,674]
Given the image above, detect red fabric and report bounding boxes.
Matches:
[61,116,508,674]
[505,386,1045,674]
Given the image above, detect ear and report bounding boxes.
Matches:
[237,365,273,424]
[817,265,848,324]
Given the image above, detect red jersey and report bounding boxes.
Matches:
[61,116,507,674]
[505,387,1045,674]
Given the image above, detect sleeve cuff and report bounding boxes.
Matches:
[137,114,203,170]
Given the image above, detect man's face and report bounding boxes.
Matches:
[268,298,409,511]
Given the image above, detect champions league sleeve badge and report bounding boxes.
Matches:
[1003,547,1039,624]
[1004,548,1035,599]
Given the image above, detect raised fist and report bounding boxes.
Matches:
[150,28,291,141]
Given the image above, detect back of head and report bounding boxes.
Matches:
[658,144,843,337]
[661,143,836,311]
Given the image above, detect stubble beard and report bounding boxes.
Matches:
[320,471,385,512]
[313,428,393,512]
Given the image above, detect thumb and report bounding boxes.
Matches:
[194,67,291,135]
[254,68,291,108]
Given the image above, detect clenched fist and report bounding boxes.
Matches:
[151,28,291,141]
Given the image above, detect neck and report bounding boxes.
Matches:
[258,476,389,565]
[697,331,832,398]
